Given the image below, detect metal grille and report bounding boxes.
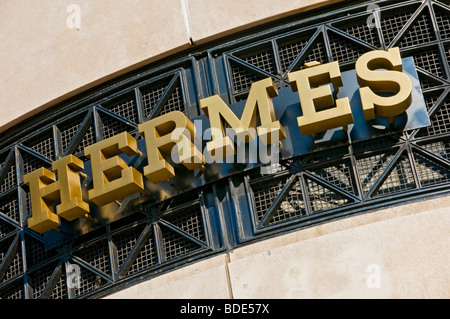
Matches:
[298,38,328,69]
[310,161,356,195]
[236,47,277,75]
[398,10,435,47]
[356,150,397,195]
[29,262,57,299]
[161,85,185,115]
[104,96,138,123]
[23,132,54,160]
[49,271,66,299]
[423,90,442,111]
[436,6,450,39]
[418,72,441,90]
[271,180,306,225]
[24,234,57,269]
[126,231,156,275]
[73,266,106,297]
[278,37,309,72]
[22,151,52,176]
[73,123,96,160]
[230,60,267,93]
[414,152,450,187]
[0,219,16,239]
[74,239,111,275]
[1,0,450,299]
[421,138,450,160]
[412,49,445,78]
[251,175,290,222]
[417,95,450,137]
[0,238,11,270]
[373,153,416,197]
[0,279,23,299]
[375,155,416,196]
[113,223,146,269]
[161,224,201,260]
[380,8,416,45]
[0,164,16,195]
[58,115,84,153]
[3,249,22,282]
[0,193,19,222]
[445,44,450,68]
[339,19,380,47]
[328,32,368,63]
[162,205,205,242]
[101,113,135,140]
[140,77,186,118]
[141,80,170,118]
[306,178,348,212]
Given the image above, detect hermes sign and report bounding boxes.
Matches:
[24,48,430,235]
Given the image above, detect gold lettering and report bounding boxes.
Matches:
[84,132,145,206]
[288,61,354,136]
[138,111,204,184]
[22,48,421,233]
[199,77,286,159]
[355,47,412,122]
[24,155,89,234]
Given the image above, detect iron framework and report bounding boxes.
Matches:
[0,0,450,299]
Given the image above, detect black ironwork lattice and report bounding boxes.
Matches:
[0,0,450,299]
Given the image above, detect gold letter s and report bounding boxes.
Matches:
[356,47,412,121]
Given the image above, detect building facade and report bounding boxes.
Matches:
[0,0,449,299]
